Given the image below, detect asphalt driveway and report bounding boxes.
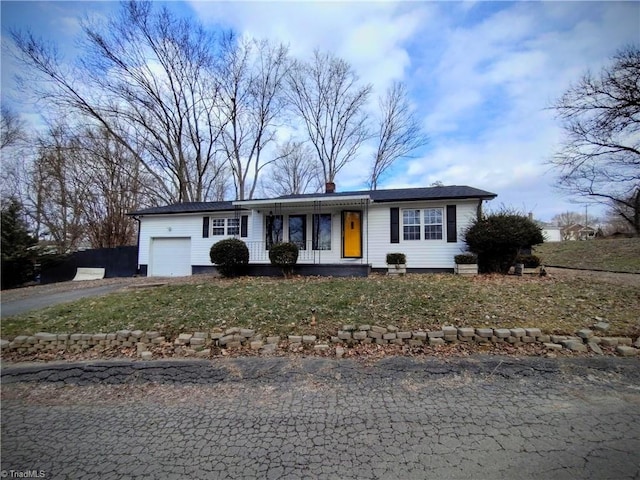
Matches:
[0,277,168,318]
[0,284,131,318]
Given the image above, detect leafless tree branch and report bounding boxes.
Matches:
[549,45,640,234]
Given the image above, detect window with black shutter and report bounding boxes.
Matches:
[202,217,209,238]
[390,208,400,243]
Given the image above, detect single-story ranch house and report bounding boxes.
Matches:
[128,184,497,277]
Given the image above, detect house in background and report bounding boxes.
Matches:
[128,185,497,277]
[540,224,562,242]
[562,223,596,241]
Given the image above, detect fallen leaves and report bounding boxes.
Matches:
[2,272,639,340]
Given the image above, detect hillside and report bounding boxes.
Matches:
[534,238,640,273]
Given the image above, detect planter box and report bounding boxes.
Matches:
[455,264,478,276]
[387,264,407,276]
[523,267,541,275]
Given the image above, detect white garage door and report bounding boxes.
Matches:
[149,237,192,277]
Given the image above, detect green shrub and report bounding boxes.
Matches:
[209,238,249,277]
[464,211,544,274]
[515,254,541,268]
[454,253,478,264]
[386,253,406,265]
[269,242,299,278]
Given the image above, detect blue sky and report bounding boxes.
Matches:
[2,1,639,222]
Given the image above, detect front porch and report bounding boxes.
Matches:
[236,194,372,268]
[244,240,369,265]
[191,262,371,277]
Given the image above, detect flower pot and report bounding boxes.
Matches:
[387,264,406,276]
[455,263,478,276]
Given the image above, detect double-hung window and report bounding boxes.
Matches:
[402,208,443,241]
[288,215,307,250]
[211,218,240,236]
[424,208,443,240]
[211,218,226,236]
[403,210,421,241]
[312,214,331,250]
[266,215,283,250]
[227,218,240,236]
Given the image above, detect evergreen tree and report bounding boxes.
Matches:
[1,198,38,289]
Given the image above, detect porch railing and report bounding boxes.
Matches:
[244,241,325,264]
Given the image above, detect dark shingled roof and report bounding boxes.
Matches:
[129,186,497,215]
[128,201,235,216]
[275,185,497,203]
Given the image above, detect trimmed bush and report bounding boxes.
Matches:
[386,253,406,265]
[269,242,299,278]
[515,254,541,268]
[454,253,478,265]
[464,212,544,274]
[209,238,249,277]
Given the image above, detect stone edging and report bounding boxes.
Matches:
[1,322,639,360]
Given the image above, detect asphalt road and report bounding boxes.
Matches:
[0,284,127,318]
[2,355,639,479]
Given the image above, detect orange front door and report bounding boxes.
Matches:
[343,211,362,258]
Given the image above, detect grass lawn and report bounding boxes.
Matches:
[2,274,639,339]
[534,237,640,273]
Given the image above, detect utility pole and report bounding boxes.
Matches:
[585,205,588,227]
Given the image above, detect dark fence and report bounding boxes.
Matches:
[40,246,138,284]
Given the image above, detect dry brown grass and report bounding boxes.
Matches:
[3,272,638,339]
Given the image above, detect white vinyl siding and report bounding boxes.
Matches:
[137,212,250,270]
[137,199,482,271]
[368,201,478,269]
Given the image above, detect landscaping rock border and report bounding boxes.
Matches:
[1,324,638,360]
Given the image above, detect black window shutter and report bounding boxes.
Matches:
[240,215,248,238]
[446,205,457,243]
[390,208,399,244]
[202,216,209,238]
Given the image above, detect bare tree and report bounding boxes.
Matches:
[25,120,157,251]
[0,106,26,150]
[217,35,290,200]
[74,127,154,248]
[551,211,585,227]
[0,106,29,200]
[261,140,322,197]
[11,1,228,203]
[27,123,86,252]
[601,208,636,235]
[368,82,428,189]
[287,50,372,186]
[550,46,640,235]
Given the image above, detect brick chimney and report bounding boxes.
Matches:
[325,182,336,193]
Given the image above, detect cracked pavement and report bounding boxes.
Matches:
[1,356,639,479]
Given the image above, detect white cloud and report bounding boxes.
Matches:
[189,1,424,92]
[385,1,639,221]
[2,0,638,221]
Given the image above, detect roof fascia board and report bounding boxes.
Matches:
[372,195,496,204]
[234,195,372,207]
[128,208,242,217]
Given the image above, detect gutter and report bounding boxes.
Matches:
[132,215,141,275]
